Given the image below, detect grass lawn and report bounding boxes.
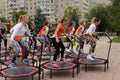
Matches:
[112,36,120,43]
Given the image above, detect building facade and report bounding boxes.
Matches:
[24,0,36,21]
[36,0,56,22]
[0,0,111,22]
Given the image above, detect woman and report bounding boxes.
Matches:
[0,25,7,49]
[52,17,69,67]
[29,25,37,50]
[74,19,86,52]
[9,15,31,69]
[67,22,75,49]
[86,17,101,60]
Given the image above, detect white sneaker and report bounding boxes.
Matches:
[87,54,94,60]
[65,49,71,52]
[73,50,78,54]
[91,53,97,58]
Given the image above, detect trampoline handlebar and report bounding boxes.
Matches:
[104,33,112,42]
[104,33,112,61]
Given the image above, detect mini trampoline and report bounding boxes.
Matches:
[0,39,44,80]
[65,50,88,59]
[0,66,39,80]
[77,33,112,72]
[42,61,77,78]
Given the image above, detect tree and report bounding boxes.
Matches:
[85,4,111,32]
[13,11,27,24]
[109,0,120,35]
[64,7,81,29]
[0,17,8,22]
[34,8,47,33]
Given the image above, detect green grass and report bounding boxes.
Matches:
[112,36,120,43]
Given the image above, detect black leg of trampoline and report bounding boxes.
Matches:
[50,70,52,79]
[104,64,106,72]
[5,77,7,80]
[38,69,41,80]
[72,68,74,78]
[85,64,87,72]
[77,64,80,74]
[32,75,34,80]
[0,64,2,69]
[79,64,80,73]
[42,69,44,79]
[107,62,109,69]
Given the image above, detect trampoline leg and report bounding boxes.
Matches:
[85,64,87,72]
[50,70,52,79]
[107,63,109,69]
[104,64,106,72]
[0,64,2,69]
[72,68,74,78]
[5,77,7,80]
[77,64,80,74]
[32,75,34,80]
[42,69,44,79]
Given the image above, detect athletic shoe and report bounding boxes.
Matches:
[52,62,58,68]
[23,59,31,65]
[91,53,97,58]
[60,58,66,62]
[73,50,78,54]
[8,63,17,70]
[65,49,71,52]
[87,54,94,60]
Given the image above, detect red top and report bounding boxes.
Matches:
[68,25,74,36]
[57,25,65,39]
[75,25,84,35]
[38,26,48,36]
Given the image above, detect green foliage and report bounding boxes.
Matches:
[109,1,120,35]
[0,17,8,22]
[64,7,81,29]
[34,8,47,33]
[112,36,120,43]
[85,4,111,32]
[13,11,27,24]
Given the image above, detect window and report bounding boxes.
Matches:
[51,0,53,3]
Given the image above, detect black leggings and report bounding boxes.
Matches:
[52,37,65,61]
[0,36,7,48]
[29,37,37,49]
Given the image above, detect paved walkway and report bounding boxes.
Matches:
[0,36,120,80]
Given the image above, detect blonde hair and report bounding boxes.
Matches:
[18,15,23,23]
[59,16,68,23]
[91,17,96,23]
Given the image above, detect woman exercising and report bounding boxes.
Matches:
[9,15,31,69]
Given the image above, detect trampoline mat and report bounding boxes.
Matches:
[67,53,88,58]
[0,66,38,77]
[4,58,35,66]
[78,58,107,65]
[43,61,76,70]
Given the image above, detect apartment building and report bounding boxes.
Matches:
[0,0,8,19]
[24,0,36,20]
[55,0,89,19]
[36,0,56,22]
[97,0,111,5]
